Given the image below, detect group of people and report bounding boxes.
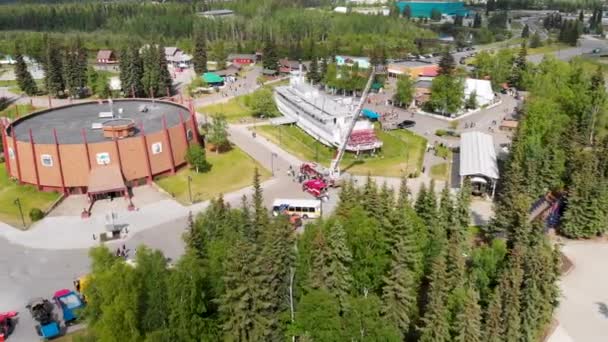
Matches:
[115,244,131,259]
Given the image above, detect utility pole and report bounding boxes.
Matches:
[187,175,193,203]
[14,198,25,228]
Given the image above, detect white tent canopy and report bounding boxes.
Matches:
[464,78,494,107]
[459,131,499,180]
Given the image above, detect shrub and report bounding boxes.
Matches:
[185,145,211,173]
[29,208,44,222]
[435,129,447,136]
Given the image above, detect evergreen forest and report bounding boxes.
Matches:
[79,167,560,341]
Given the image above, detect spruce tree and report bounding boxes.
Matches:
[438,187,454,234]
[14,44,38,96]
[320,56,328,82]
[438,49,455,76]
[251,168,268,240]
[452,286,482,342]
[483,285,503,342]
[454,181,472,235]
[378,182,395,219]
[362,175,382,220]
[446,232,466,292]
[419,253,450,342]
[336,178,357,217]
[510,42,528,89]
[193,30,208,75]
[157,45,173,96]
[63,37,87,98]
[262,39,278,71]
[521,24,530,38]
[415,183,437,227]
[141,44,160,97]
[258,216,295,339]
[218,238,272,341]
[128,46,144,97]
[501,246,525,342]
[43,38,65,97]
[519,231,558,342]
[307,57,320,84]
[396,174,411,210]
[560,150,608,238]
[118,46,130,95]
[381,233,420,336]
[473,13,482,28]
[311,222,353,309]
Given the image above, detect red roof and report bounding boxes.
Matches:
[96,50,114,60]
[419,65,439,77]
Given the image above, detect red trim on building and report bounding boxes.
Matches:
[53,129,66,194]
[189,103,201,145]
[162,115,176,174]
[11,125,22,183]
[29,129,41,190]
[81,128,91,171]
[140,122,153,184]
[179,112,189,148]
[112,131,124,175]
[0,122,11,176]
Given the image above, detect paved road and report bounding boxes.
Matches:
[550,241,608,342]
[528,35,608,64]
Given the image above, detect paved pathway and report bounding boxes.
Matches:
[549,241,608,342]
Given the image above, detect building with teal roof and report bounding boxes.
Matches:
[202,72,225,86]
[397,1,468,18]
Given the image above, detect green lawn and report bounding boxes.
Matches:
[196,79,288,124]
[430,162,450,181]
[155,147,270,204]
[197,97,253,123]
[0,103,41,119]
[257,124,427,177]
[0,78,44,90]
[0,163,62,228]
[528,43,571,55]
[54,329,89,342]
[0,79,17,87]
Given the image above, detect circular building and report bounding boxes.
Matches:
[1,99,200,198]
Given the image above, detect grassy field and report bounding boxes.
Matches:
[155,147,270,204]
[197,97,253,123]
[528,42,572,55]
[54,329,89,342]
[0,163,62,228]
[257,124,427,177]
[196,79,288,123]
[0,103,41,119]
[430,162,450,181]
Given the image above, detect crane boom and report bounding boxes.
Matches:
[329,69,376,177]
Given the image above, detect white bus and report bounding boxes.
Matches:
[272,198,322,219]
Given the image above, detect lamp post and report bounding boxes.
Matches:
[187,175,193,204]
[271,152,278,176]
[14,198,25,228]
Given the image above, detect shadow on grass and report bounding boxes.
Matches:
[342,160,365,173]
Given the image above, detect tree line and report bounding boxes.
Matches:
[77,168,560,341]
[492,55,608,239]
[0,1,434,61]
[118,44,173,98]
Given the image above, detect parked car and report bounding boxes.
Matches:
[397,120,416,129]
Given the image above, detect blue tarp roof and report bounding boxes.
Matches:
[40,322,61,338]
[397,1,468,18]
[362,108,379,120]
